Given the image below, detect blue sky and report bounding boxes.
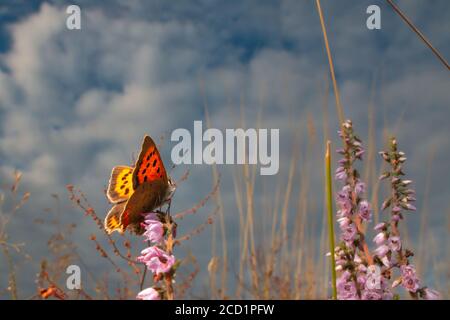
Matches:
[0,0,449,299]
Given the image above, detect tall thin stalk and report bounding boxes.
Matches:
[385,0,450,70]
[325,141,337,300]
[315,0,345,125]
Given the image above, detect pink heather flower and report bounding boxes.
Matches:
[401,265,420,293]
[143,212,159,221]
[388,236,401,252]
[339,270,351,281]
[355,181,365,195]
[357,274,367,287]
[392,206,402,213]
[361,290,382,300]
[400,265,417,278]
[366,265,379,278]
[374,244,389,258]
[143,220,164,244]
[337,217,351,228]
[364,276,379,291]
[137,246,175,275]
[337,204,352,218]
[337,280,358,300]
[336,187,351,204]
[423,288,440,300]
[374,222,387,231]
[382,291,394,300]
[335,167,347,181]
[337,271,359,300]
[373,232,386,245]
[136,287,160,300]
[341,223,357,244]
[381,256,392,268]
[357,264,367,272]
[402,276,420,293]
[357,200,371,221]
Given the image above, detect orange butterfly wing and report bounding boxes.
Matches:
[119,135,169,233]
[132,135,168,188]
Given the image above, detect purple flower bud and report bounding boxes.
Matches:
[343,121,352,129]
[374,222,387,231]
[341,223,357,244]
[400,265,417,278]
[357,264,367,272]
[358,200,371,221]
[383,291,394,300]
[354,254,362,264]
[373,232,386,245]
[361,290,382,300]
[423,288,440,300]
[337,217,351,228]
[381,256,391,268]
[355,181,365,195]
[335,166,347,181]
[402,180,413,186]
[142,219,164,244]
[388,236,401,251]
[337,276,358,300]
[136,287,160,300]
[374,244,389,258]
[402,276,420,293]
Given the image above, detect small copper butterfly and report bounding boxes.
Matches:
[104,135,176,234]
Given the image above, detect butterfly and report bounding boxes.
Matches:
[104,135,176,234]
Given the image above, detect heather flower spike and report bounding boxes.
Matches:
[334,120,378,299]
[372,137,439,300]
[136,209,178,299]
[333,122,439,300]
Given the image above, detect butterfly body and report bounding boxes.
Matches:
[104,135,176,234]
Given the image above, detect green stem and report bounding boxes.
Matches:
[325,141,337,299]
